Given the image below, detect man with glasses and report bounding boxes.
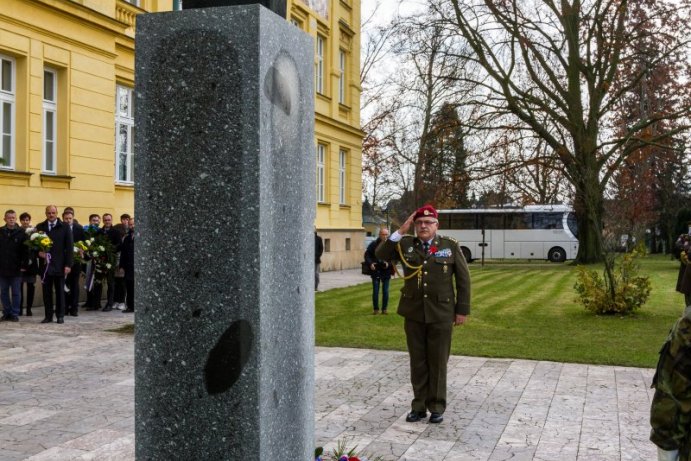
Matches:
[376,205,471,424]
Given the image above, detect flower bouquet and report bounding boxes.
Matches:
[82,235,116,290]
[73,240,89,265]
[315,438,384,461]
[24,231,53,252]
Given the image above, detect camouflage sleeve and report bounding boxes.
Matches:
[650,308,691,452]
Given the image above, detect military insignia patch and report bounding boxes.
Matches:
[434,249,452,257]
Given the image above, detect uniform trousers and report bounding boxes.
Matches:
[404,318,453,414]
[42,275,66,320]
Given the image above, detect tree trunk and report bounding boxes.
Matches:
[573,169,605,264]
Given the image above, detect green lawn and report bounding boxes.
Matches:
[315,255,684,368]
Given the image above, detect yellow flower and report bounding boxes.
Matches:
[41,237,51,247]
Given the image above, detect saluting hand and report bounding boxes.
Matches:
[398,212,417,235]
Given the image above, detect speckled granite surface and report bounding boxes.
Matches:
[134,5,314,459]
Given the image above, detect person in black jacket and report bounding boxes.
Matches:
[365,228,393,314]
[36,205,73,324]
[19,212,38,316]
[62,209,85,317]
[100,213,121,312]
[0,210,28,322]
[315,230,324,291]
[119,217,135,313]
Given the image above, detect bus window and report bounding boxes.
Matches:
[533,213,563,230]
[506,213,531,229]
[437,213,450,229]
[567,212,579,237]
[482,214,504,230]
[448,214,477,230]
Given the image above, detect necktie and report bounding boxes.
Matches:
[48,223,53,232]
[423,242,430,254]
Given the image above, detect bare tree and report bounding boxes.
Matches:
[438,0,691,262]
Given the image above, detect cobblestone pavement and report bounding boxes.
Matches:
[0,271,657,460]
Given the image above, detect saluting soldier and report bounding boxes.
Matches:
[376,204,471,424]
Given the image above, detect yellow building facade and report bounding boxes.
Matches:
[0,0,363,270]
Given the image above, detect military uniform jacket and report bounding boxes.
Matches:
[376,234,470,323]
[650,306,691,458]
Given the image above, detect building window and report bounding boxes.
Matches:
[0,55,15,170]
[43,69,57,174]
[345,238,351,251]
[316,35,324,94]
[338,149,347,204]
[116,85,134,183]
[124,0,140,5]
[290,17,302,29]
[317,143,326,203]
[324,238,331,252]
[338,50,346,104]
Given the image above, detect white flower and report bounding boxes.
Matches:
[25,227,36,235]
[30,232,42,241]
[106,263,112,269]
[98,246,105,251]
[93,251,99,256]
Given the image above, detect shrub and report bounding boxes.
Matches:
[574,245,652,315]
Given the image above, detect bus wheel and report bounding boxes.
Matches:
[461,247,472,263]
[548,247,566,263]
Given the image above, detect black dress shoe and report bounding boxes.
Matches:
[41,318,53,323]
[406,411,427,422]
[123,308,134,313]
[101,305,113,312]
[57,318,64,324]
[69,311,79,317]
[26,309,33,316]
[429,412,443,424]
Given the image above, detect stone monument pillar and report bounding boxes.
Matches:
[134,5,314,460]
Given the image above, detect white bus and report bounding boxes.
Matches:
[437,205,579,262]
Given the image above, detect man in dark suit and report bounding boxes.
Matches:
[36,205,73,324]
[62,209,84,317]
[376,205,471,424]
[100,213,121,312]
[119,216,135,313]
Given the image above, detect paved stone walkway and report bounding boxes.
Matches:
[0,269,658,460]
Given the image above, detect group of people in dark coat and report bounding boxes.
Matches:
[0,205,135,324]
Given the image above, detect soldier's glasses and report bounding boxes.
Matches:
[415,219,438,226]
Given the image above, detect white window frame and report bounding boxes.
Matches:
[42,68,57,174]
[338,50,346,104]
[115,85,135,184]
[316,36,324,94]
[339,149,347,204]
[1,55,16,170]
[317,144,326,203]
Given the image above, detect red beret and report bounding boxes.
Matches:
[414,205,438,220]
